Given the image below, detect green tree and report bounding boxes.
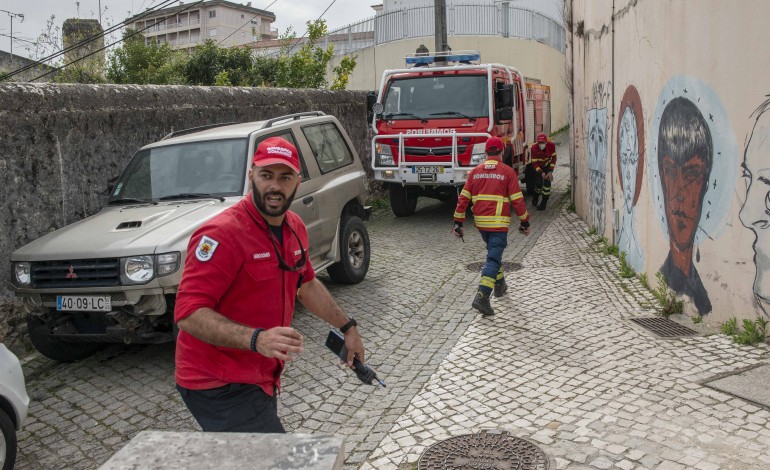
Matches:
[182,39,255,86]
[106,30,186,84]
[273,20,334,89]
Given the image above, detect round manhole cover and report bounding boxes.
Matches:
[418,431,549,470]
[466,261,523,272]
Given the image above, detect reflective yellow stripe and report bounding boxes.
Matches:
[454,212,466,220]
[474,215,511,223]
[496,270,504,280]
[480,276,496,289]
[471,194,506,203]
[509,192,523,201]
[518,211,529,221]
[460,189,471,199]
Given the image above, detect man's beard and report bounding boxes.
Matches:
[251,180,297,217]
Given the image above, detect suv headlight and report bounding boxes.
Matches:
[375,143,395,166]
[469,143,487,165]
[13,262,31,286]
[119,252,180,285]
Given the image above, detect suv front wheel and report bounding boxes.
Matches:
[27,314,105,362]
[327,216,370,284]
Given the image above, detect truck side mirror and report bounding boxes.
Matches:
[494,84,513,123]
[366,91,378,123]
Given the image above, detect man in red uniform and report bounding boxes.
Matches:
[528,132,557,210]
[174,137,365,433]
[452,137,530,316]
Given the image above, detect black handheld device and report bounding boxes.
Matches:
[325,330,386,387]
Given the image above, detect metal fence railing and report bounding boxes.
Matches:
[322,3,565,57]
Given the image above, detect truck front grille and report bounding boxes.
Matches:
[31,259,120,288]
[404,145,467,157]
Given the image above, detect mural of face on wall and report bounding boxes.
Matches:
[616,86,645,272]
[740,97,770,314]
[649,76,737,316]
[587,107,608,235]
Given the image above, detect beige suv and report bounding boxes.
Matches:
[10,112,371,362]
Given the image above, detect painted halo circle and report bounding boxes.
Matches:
[647,75,737,245]
[616,85,645,207]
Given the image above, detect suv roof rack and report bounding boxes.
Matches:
[162,122,239,140]
[262,111,325,129]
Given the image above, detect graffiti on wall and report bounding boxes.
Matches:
[740,96,770,315]
[648,76,737,315]
[616,85,645,272]
[587,81,611,234]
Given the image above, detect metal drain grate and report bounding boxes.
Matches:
[418,430,549,470]
[630,317,698,338]
[466,261,523,272]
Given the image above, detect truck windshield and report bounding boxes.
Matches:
[381,75,489,119]
[109,138,248,203]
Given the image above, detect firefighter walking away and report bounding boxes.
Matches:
[528,133,557,210]
[451,137,530,316]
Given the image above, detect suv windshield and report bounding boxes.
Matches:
[382,75,489,119]
[109,138,248,202]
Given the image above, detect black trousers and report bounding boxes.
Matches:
[177,383,285,433]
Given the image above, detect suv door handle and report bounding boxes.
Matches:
[303,196,314,204]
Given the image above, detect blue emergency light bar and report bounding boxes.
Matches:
[405,50,481,67]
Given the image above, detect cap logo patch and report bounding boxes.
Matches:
[267,146,293,159]
[196,235,219,262]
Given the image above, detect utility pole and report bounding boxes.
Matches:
[434,0,448,53]
[1,9,24,60]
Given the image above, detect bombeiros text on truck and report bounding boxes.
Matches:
[367,50,551,216]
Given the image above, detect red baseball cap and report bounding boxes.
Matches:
[536,133,547,143]
[252,137,301,174]
[485,137,504,153]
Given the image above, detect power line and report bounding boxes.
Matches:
[27,1,205,82]
[285,0,337,55]
[2,0,182,81]
[216,0,278,47]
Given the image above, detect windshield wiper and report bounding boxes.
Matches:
[384,112,428,122]
[429,111,477,121]
[108,197,157,206]
[158,193,226,202]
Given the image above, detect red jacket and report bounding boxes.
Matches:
[174,196,315,396]
[454,159,530,232]
[530,141,557,173]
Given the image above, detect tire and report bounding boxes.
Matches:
[327,216,370,284]
[524,165,538,196]
[389,184,418,217]
[27,314,104,362]
[0,408,17,470]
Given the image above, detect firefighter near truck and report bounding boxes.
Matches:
[368,50,551,217]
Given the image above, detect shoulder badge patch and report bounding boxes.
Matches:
[195,235,219,262]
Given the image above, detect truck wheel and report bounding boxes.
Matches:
[389,185,417,217]
[27,314,104,362]
[327,216,370,284]
[0,408,17,470]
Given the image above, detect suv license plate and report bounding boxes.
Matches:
[412,166,444,174]
[56,295,112,312]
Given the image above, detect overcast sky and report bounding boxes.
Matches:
[0,0,379,59]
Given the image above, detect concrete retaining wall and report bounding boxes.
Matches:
[0,83,372,298]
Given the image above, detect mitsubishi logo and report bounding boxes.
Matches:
[66,266,78,279]
[427,148,434,156]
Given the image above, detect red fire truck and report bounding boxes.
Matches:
[367,51,550,217]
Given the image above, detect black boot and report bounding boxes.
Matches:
[494,278,508,297]
[537,196,549,211]
[472,290,495,316]
[531,193,540,207]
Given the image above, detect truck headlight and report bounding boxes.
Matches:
[121,256,154,285]
[156,252,180,276]
[13,262,31,286]
[469,143,487,165]
[376,143,395,166]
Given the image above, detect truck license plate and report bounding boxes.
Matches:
[56,295,112,312]
[412,166,444,174]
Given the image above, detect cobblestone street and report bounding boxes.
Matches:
[12,142,770,469]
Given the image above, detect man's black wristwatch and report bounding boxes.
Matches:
[340,318,357,333]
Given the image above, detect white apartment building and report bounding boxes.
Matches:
[126,0,277,49]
